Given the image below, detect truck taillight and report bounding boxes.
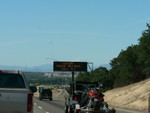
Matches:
[27,94,33,112]
[0,70,4,73]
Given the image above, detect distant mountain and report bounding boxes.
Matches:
[100,64,111,70]
[26,64,53,72]
[0,64,53,72]
[0,63,111,72]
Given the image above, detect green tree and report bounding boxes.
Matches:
[110,45,145,87]
[76,72,91,81]
[138,24,150,77]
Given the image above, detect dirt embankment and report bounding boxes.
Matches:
[104,78,150,111]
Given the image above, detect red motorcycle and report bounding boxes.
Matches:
[81,88,116,113]
[87,88,105,110]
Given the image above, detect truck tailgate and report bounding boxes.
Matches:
[0,88,30,113]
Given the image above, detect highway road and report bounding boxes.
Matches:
[33,97,148,113]
[33,97,65,113]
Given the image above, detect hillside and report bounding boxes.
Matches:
[104,78,150,111]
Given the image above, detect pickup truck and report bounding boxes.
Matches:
[0,70,37,113]
[39,88,53,101]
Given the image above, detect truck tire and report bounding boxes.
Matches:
[49,98,52,101]
[68,105,73,113]
[65,105,68,113]
[39,97,42,100]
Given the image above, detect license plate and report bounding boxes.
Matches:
[94,98,98,101]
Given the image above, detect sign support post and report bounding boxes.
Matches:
[72,71,74,83]
[72,71,75,94]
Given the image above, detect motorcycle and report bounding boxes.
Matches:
[86,88,105,110]
[78,87,116,113]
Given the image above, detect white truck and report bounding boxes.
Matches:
[0,70,37,113]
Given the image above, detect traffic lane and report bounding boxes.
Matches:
[33,97,149,113]
[34,102,46,113]
[33,97,65,113]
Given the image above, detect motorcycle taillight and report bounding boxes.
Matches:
[93,95,99,98]
[73,97,78,101]
[99,97,104,102]
[76,109,80,113]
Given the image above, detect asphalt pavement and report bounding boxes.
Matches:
[33,97,65,113]
[33,94,149,113]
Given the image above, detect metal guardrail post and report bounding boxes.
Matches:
[148,93,150,112]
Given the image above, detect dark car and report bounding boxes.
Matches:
[39,88,52,101]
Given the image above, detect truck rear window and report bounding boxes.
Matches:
[42,89,52,94]
[0,74,25,88]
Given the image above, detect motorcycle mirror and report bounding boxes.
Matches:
[99,84,103,87]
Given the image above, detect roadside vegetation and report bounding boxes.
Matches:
[24,72,72,86]
[77,24,150,91]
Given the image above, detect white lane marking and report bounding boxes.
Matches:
[38,106,43,110]
[34,102,49,113]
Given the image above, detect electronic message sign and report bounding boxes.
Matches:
[53,61,87,72]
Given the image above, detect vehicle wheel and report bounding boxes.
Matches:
[39,97,42,100]
[103,102,108,108]
[65,105,69,113]
[49,98,52,101]
[68,105,73,113]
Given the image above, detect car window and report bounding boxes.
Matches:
[0,73,25,88]
[42,89,52,94]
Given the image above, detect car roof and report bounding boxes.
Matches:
[42,88,51,90]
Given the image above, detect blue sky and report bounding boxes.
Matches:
[0,0,150,67]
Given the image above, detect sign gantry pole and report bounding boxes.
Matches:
[72,71,75,94]
[53,61,88,94]
[72,71,74,83]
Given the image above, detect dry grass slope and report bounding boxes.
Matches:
[104,78,150,111]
